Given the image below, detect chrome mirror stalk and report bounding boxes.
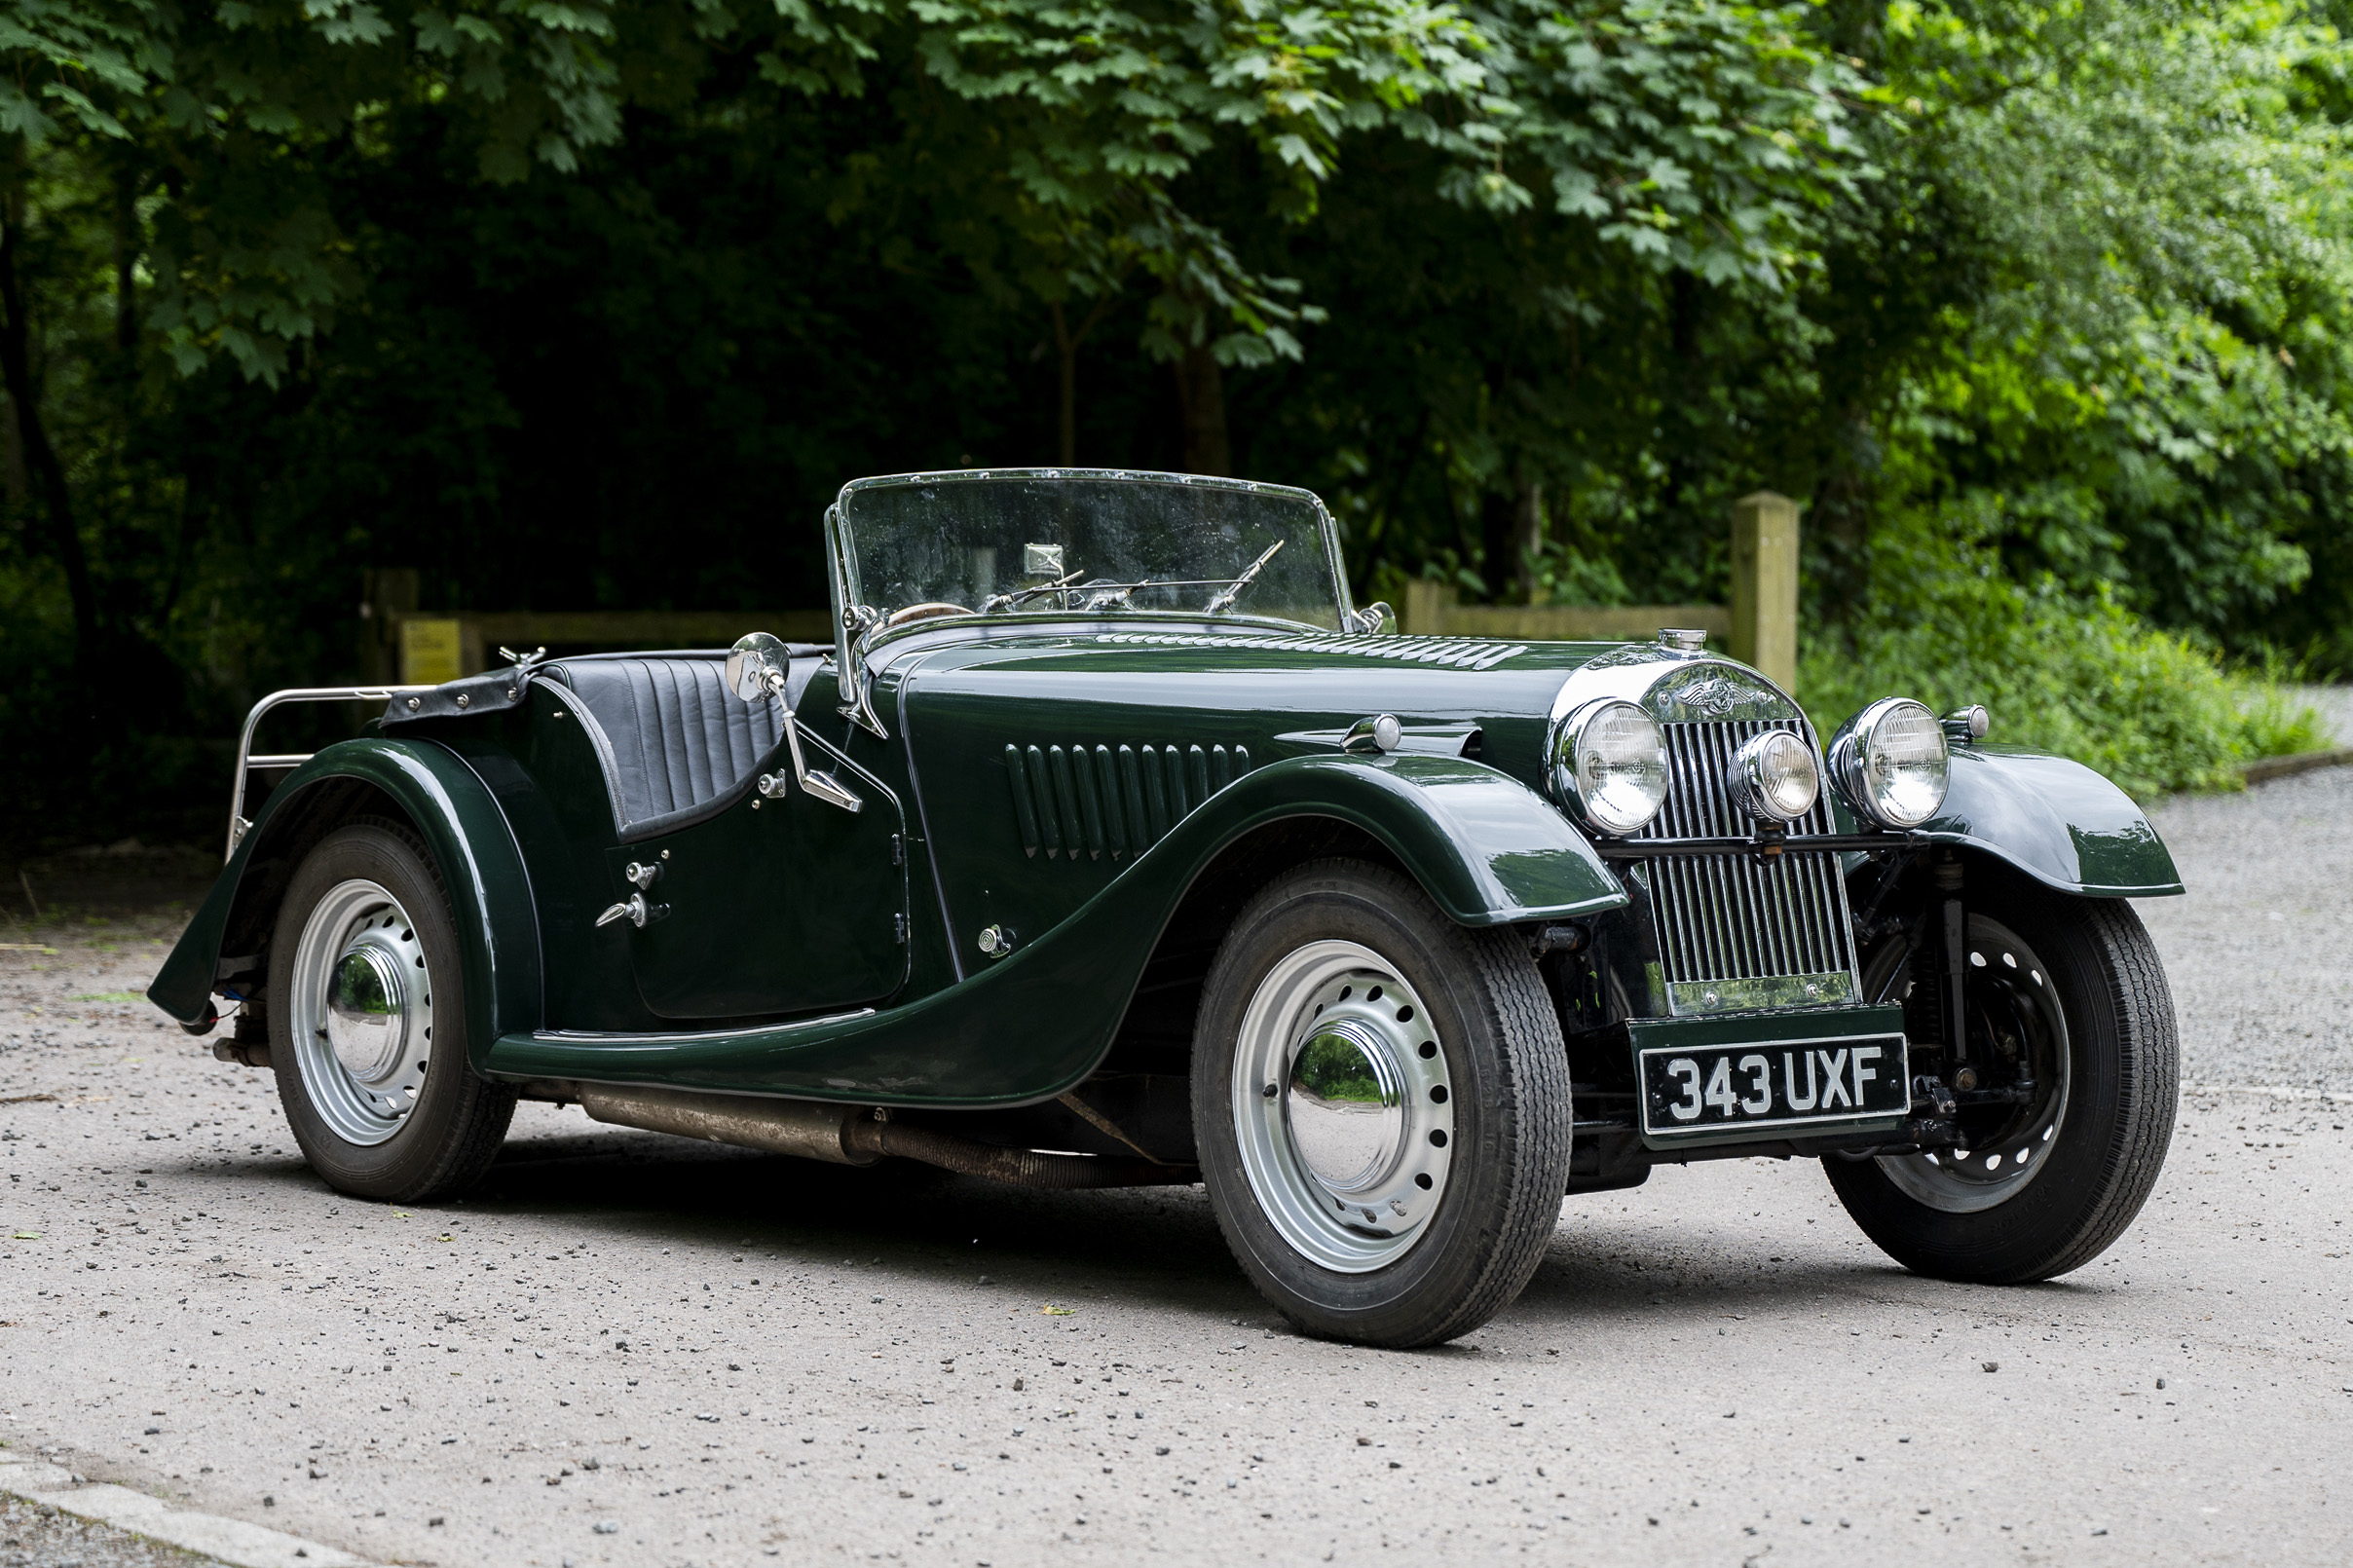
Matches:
[726,632,865,813]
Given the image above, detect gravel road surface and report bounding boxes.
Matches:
[2,765,2348,1568]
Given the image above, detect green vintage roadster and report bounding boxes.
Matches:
[150,470,2182,1346]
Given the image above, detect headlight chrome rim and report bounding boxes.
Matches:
[1727,728,1820,825]
[1550,697,1669,837]
[1829,697,1951,829]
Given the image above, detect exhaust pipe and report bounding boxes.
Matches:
[574,1084,878,1165]
[563,1083,1194,1188]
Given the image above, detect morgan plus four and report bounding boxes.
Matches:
[149,470,2184,1347]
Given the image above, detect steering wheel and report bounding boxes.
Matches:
[884,602,979,628]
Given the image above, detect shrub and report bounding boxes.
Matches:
[1801,521,2322,800]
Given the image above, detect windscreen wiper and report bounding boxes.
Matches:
[1203,539,1285,615]
[981,569,1086,613]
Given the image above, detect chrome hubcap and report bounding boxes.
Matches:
[1233,940,1453,1272]
[289,879,434,1146]
[1869,914,2070,1213]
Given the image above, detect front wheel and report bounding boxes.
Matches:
[267,819,516,1202]
[1191,859,1572,1347]
[1824,868,2178,1282]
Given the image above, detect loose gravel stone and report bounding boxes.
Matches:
[5,755,2352,1566]
[2142,758,2353,1093]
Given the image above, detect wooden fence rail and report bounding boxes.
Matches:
[1395,491,1799,691]
[362,490,1800,690]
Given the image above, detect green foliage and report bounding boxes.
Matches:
[1800,509,2324,799]
[0,0,2346,850]
[1872,0,2353,651]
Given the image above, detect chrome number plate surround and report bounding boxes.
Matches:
[1626,1009,1910,1150]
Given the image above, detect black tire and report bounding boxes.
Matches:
[268,819,516,1202]
[1190,859,1572,1347]
[1824,869,2178,1282]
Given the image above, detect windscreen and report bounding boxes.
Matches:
[836,471,1348,632]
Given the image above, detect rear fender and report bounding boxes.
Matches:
[147,738,542,1070]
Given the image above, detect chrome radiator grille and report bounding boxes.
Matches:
[1634,719,1859,1012]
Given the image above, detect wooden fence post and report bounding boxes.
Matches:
[1400,579,1454,636]
[1730,492,1800,691]
[358,568,419,684]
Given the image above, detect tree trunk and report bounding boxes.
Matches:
[1513,473,1545,604]
[1173,345,1229,476]
[1049,296,1116,467]
[114,166,137,356]
[1052,303,1076,467]
[0,194,100,696]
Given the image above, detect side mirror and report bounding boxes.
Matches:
[725,632,862,815]
[726,631,791,703]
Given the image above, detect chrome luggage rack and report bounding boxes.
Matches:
[225,686,436,859]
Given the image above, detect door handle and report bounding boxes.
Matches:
[595,893,667,929]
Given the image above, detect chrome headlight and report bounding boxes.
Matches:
[1727,729,1820,824]
[1827,697,1950,829]
[1551,698,1669,836]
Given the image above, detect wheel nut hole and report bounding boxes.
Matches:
[1428,1130,1447,1148]
[1429,1085,1448,1104]
[1416,1041,1437,1060]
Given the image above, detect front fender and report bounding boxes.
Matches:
[147,737,542,1069]
[486,752,1621,1104]
[1917,746,2184,896]
[1206,752,1626,925]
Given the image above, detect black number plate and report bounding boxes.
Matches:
[1638,1036,1909,1139]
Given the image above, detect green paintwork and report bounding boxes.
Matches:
[881,627,1615,975]
[1825,741,2182,895]
[1921,745,2184,896]
[147,737,542,1070]
[606,743,910,1020]
[151,601,2180,1118]
[485,750,1627,1104]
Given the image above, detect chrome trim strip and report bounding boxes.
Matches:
[1665,973,1856,1014]
[532,1007,877,1047]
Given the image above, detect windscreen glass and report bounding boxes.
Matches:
[837,471,1348,632]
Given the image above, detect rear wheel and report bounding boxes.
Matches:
[268,820,515,1202]
[1192,860,1572,1347]
[1824,871,2177,1282]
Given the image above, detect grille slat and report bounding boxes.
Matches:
[1637,719,1858,1007]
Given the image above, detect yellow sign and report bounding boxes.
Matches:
[399,618,464,686]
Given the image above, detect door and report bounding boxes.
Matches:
[605,759,910,1021]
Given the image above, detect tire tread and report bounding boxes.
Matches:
[274,816,515,1204]
[1193,858,1572,1347]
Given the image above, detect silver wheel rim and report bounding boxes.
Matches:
[288,878,435,1147]
[1869,915,2070,1213]
[1230,939,1454,1272]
